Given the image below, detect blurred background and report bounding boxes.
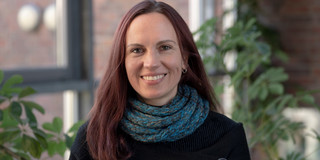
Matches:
[0,0,319,159]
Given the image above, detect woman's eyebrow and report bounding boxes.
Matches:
[157,40,176,45]
[126,40,177,48]
[126,43,144,48]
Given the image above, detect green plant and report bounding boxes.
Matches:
[0,70,83,159]
[194,18,320,160]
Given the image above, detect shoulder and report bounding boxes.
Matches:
[206,111,238,130]
[193,111,239,145]
[155,111,243,151]
[198,111,251,159]
[69,122,93,160]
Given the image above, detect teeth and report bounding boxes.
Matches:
[143,74,164,80]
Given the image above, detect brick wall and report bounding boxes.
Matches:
[0,0,56,69]
[258,0,320,105]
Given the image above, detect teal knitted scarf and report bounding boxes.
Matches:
[120,85,210,142]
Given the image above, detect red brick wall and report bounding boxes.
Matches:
[258,0,320,105]
[0,0,56,69]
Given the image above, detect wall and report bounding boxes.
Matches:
[258,0,320,105]
[0,0,56,69]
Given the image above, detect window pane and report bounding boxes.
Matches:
[0,0,58,70]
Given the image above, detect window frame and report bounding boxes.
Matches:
[2,0,93,93]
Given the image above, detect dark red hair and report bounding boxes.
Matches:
[87,0,221,159]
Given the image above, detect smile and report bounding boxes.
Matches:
[141,74,167,81]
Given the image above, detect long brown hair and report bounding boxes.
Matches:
[87,0,221,159]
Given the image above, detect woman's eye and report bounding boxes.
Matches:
[160,45,172,51]
[131,48,144,53]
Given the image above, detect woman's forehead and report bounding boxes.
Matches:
[126,12,177,44]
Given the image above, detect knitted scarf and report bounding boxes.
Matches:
[120,85,210,142]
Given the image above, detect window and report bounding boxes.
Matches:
[1,0,93,94]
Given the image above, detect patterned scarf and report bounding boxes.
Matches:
[120,85,210,142]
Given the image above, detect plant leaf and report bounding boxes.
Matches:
[32,127,47,138]
[0,98,5,105]
[21,101,45,114]
[47,141,57,156]
[284,152,305,160]
[259,85,268,101]
[10,101,22,122]
[312,130,320,142]
[34,131,48,149]
[276,95,293,112]
[42,123,55,133]
[0,151,15,160]
[0,70,3,85]
[0,110,3,121]
[300,94,315,104]
[275,50,289,62]
[2,75,23,90]
[266,68,289,82]
[53,117,63,133]
[213,84,224,97]
[56,141,66,156]
[68,120,85,133]
[0,108,19,128]
[268,83,284,95]
[65,134,73,149]
[16,152,31,160]
[22,135,43,158]
[256,42,271,55]
[0,129,21,145]
[44,117,63,134]
[18,87,36,99]
[24,106,37,128]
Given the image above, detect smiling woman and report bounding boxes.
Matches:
[69,0,251,160]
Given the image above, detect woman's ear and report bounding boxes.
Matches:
[182,55,188,70]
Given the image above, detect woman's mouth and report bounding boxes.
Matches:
[141,74,167,81]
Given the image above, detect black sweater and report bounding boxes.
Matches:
[69,111,251,160]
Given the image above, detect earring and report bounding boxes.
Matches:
[182,68,187,74]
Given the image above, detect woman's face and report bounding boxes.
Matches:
[125,12,186,106]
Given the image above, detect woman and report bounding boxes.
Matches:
[70,0,250,160]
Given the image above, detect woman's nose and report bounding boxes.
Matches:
[143,49,160,69]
